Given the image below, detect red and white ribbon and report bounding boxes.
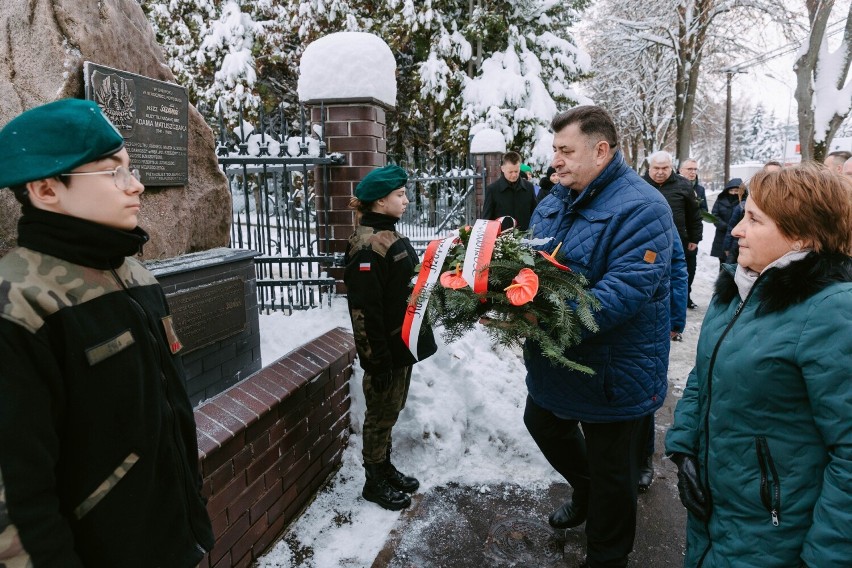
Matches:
[462,219,501,293]
[402,235,457,359]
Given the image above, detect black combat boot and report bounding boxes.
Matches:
[362,463,411,511]
[384,447,420,493]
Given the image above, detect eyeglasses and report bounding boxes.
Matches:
[63,166,142,190]
[683,167,699,172]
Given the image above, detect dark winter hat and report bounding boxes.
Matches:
[355,165,408,201]
[0,98,125,189]
[724,177,743,190]
[546,166,557,176]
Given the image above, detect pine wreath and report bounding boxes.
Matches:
[414,226,600,374]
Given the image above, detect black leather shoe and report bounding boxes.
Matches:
[363,463,411,511]
[385,461,420,493]
[638,455,654,493]
[687,300,698,309]
[548,497,587,529]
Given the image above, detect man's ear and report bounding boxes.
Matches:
[26,178,62,206]
[595,141,611,164]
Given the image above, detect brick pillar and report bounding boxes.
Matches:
[309,101,390,293]
[471,152,503,214]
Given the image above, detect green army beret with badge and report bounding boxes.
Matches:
[355,165,408,202]
[0,98,125,189]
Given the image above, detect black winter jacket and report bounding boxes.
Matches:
[643,172,703,246]
[0,208,213,567]
[710,190,740,258]
[344,212,437,373]
[482,176,537,231]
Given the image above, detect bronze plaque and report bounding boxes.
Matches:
[166,278,247,354]
[84,62,189,187]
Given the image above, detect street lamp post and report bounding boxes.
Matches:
[725,70,733,182]
[723,67,746,182]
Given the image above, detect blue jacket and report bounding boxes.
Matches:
[670,236,688,333]
[524,151,675,422]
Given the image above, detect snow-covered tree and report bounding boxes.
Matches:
[731,102,783,163]
[459,1,592,169]
[146,1,591,167]
[590,0,790,162]
[793,0,852,161]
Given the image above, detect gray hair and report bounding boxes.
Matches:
[647,150,673,166]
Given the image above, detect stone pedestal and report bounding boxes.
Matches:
[147,248,261,406]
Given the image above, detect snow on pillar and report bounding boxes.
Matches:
[470,127,508,213]
[299,32,397,292]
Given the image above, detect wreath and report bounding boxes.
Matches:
[404,220,600,374]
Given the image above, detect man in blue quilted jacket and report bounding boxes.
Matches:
[523,106,675,568]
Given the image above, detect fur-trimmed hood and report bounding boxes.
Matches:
[715,252,852,313]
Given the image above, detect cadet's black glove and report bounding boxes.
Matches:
[370,370,394,393]
[670,452,708,521]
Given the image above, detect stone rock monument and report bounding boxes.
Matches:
[0,0,230,259]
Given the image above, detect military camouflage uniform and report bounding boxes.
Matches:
[0,208,213,567]
[344,211,436,465]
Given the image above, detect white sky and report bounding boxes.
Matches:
[253,211,724,567]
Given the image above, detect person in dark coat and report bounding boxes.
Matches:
[710,178,743,265]
[344,165,437,512]
[644,151,703,309]
[537,166,558,203]
[678,158,708,212]
[482,151,537,230]
[526,106,675,567]
[666,162,852,567]
[0,99,214,567]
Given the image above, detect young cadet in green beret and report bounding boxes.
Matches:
[0,99,213,566]
[344,165,437,511]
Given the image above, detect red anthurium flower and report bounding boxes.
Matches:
[538,242,571,271]
[504,268,539,306]
[440,263,468,289]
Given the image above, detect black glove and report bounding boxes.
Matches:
[670,453,708,521]
[370,370,394,393]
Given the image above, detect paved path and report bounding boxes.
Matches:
[370,389,688,567]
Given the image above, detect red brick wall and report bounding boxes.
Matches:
[310,103,390,293]
[193,327,356,567]
[473,152,504,212]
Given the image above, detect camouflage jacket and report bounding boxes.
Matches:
[343,212,436,373]
[0,209,213,567]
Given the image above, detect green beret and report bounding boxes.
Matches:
[520,163,532,173]
[355,165,408,201]
[0,98,125,189]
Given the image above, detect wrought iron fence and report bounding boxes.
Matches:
[392,154,486,253]
[217,103,345,313]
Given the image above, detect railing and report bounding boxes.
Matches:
[392,155,486,253]
[217,103,346,312]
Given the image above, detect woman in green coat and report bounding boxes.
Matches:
[665,162,852,567]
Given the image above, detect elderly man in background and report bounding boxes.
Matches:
[644,151,703,309]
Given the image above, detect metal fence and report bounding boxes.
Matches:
[392,154,486,253]
[217,103,345,313]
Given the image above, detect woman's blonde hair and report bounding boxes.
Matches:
[748,162,852,255]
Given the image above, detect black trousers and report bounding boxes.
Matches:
[686,247,698,302]
[524,396,652,568]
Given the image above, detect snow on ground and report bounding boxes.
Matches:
[254,197,723,567]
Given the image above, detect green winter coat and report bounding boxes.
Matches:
[665,254,852,567]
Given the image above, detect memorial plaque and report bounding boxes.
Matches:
[166,278,247,354]
[84,62,189,186]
